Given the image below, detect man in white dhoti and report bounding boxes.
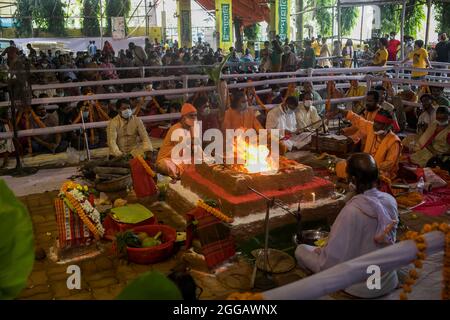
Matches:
[295,92,323,150]
[296,153,399,298]
[265,96,303,152]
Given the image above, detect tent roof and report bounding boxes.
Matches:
[195,0,270,26]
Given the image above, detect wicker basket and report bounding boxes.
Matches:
[95,174,132,192]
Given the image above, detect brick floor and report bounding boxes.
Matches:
[16,188,450,300]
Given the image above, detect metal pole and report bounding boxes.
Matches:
[400,0,406,60]
[99,0,104,49]
[145,0,149,37]
[360,6,364,46]
[337,0,341,44]
[424,0,431,48]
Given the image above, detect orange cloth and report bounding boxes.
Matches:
[342,109,379,144]
[181,103,197,116]
[222,108,263,131]
[337,111,401,179]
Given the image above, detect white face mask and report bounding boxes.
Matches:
[375,129,386,136]
[240,102,248,111]
[304,100,313,108]
[121,109,132,119]
[437,120,449,126]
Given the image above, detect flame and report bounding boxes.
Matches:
[234,136,277,174]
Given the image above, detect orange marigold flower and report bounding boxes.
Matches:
[400,292,408,300]
[415,235,425,243]
[431,222,440,230]
[416,243,427,251]
[403,284,412,293]
[409,269,419,279]
[422,224,432,233]
[405,278,416,286]
[417,252,426,260]
[414,260,423,268]
[439,223,449,233]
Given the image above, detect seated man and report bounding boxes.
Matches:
[265,96,300,153]
[345,80,367,115]
[156,103,197,179]
[335,108,401,180]
[397,85,419,130]
[223,91,263,131]
[410,106,450,170]
[107,99,153,158]
[296,153,399,299]
[417,94,436,135]
[296,92,322,131]
[302,82,325,116]
[342,90,381,145]
[30,104,67,154]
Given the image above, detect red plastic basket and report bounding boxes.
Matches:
[127,225,177,264]
[103,214,156,241]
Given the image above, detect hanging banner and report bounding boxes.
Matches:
[149,27,162,44]
[177,0,192,47]
[215,0,233,52]
[275,0,290,42]
[111,17,126,40]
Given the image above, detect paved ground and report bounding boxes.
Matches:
[16,189,450,300]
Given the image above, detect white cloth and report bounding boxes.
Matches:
[0,123,15,154]
[295,188,399,298]
[417,108,436,131]
[296,105,321,131]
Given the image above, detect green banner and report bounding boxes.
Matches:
[221,4,231,42]
[276,0,290,42]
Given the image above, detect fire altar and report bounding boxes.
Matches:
[165,140,344,239]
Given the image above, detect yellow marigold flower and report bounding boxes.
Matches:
[417,252,426,260]
[399,292,408,300]
[422,224,432,233]
[403,284,412,293]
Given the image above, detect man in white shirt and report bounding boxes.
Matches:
[294,92,324,149]
[266,96,299,152]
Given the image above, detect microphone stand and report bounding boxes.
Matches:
[248,186,301,290]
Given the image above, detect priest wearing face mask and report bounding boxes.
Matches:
[342,90,381,145]
[156,103,198,179]
[410,106,450,170]
[222,91,263,132]
[335,107,402,180]
[296,92,322,132]
[107,99,153,158]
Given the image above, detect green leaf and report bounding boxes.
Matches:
[0,179,35,300]
[116,271,182,300]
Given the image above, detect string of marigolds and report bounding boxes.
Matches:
[400,223,449,300]
[197,200,234,223]
[136,155,156,178]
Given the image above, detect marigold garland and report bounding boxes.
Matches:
[400,223,450,300]
[136,155,156,178]
[227,292,264,300]
[59,181,104,240]
[197,199,234,223]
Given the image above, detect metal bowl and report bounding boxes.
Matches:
[298,230,329,246]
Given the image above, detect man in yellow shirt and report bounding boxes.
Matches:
[370,38,388,67]
[399,39,432,80]
[311,36,322,57]
[345,79,367,114]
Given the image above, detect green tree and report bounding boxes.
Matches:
[32,0,66,36]
[14,0,33,37]
[404,0,425,39]
[315,0,333,37]
[340,7,359,36]
[380,4,401,36]
[243,23,260,41]
[105,0,131,36]
[81,0,101,36]
[433,1,450,35]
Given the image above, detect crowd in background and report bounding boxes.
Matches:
[0,31,449,168]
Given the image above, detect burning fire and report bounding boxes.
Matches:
[234,136,278,174]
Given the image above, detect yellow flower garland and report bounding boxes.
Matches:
[197,200,234,223]
[400,223,450,300]
[136,155,156,178]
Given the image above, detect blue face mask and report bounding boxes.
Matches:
[82,111,89,119]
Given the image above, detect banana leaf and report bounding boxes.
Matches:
[116,271,182,300]
[0,179,34,300]
[204,53,231,85]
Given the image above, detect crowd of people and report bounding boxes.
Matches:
[0,32,448,169]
